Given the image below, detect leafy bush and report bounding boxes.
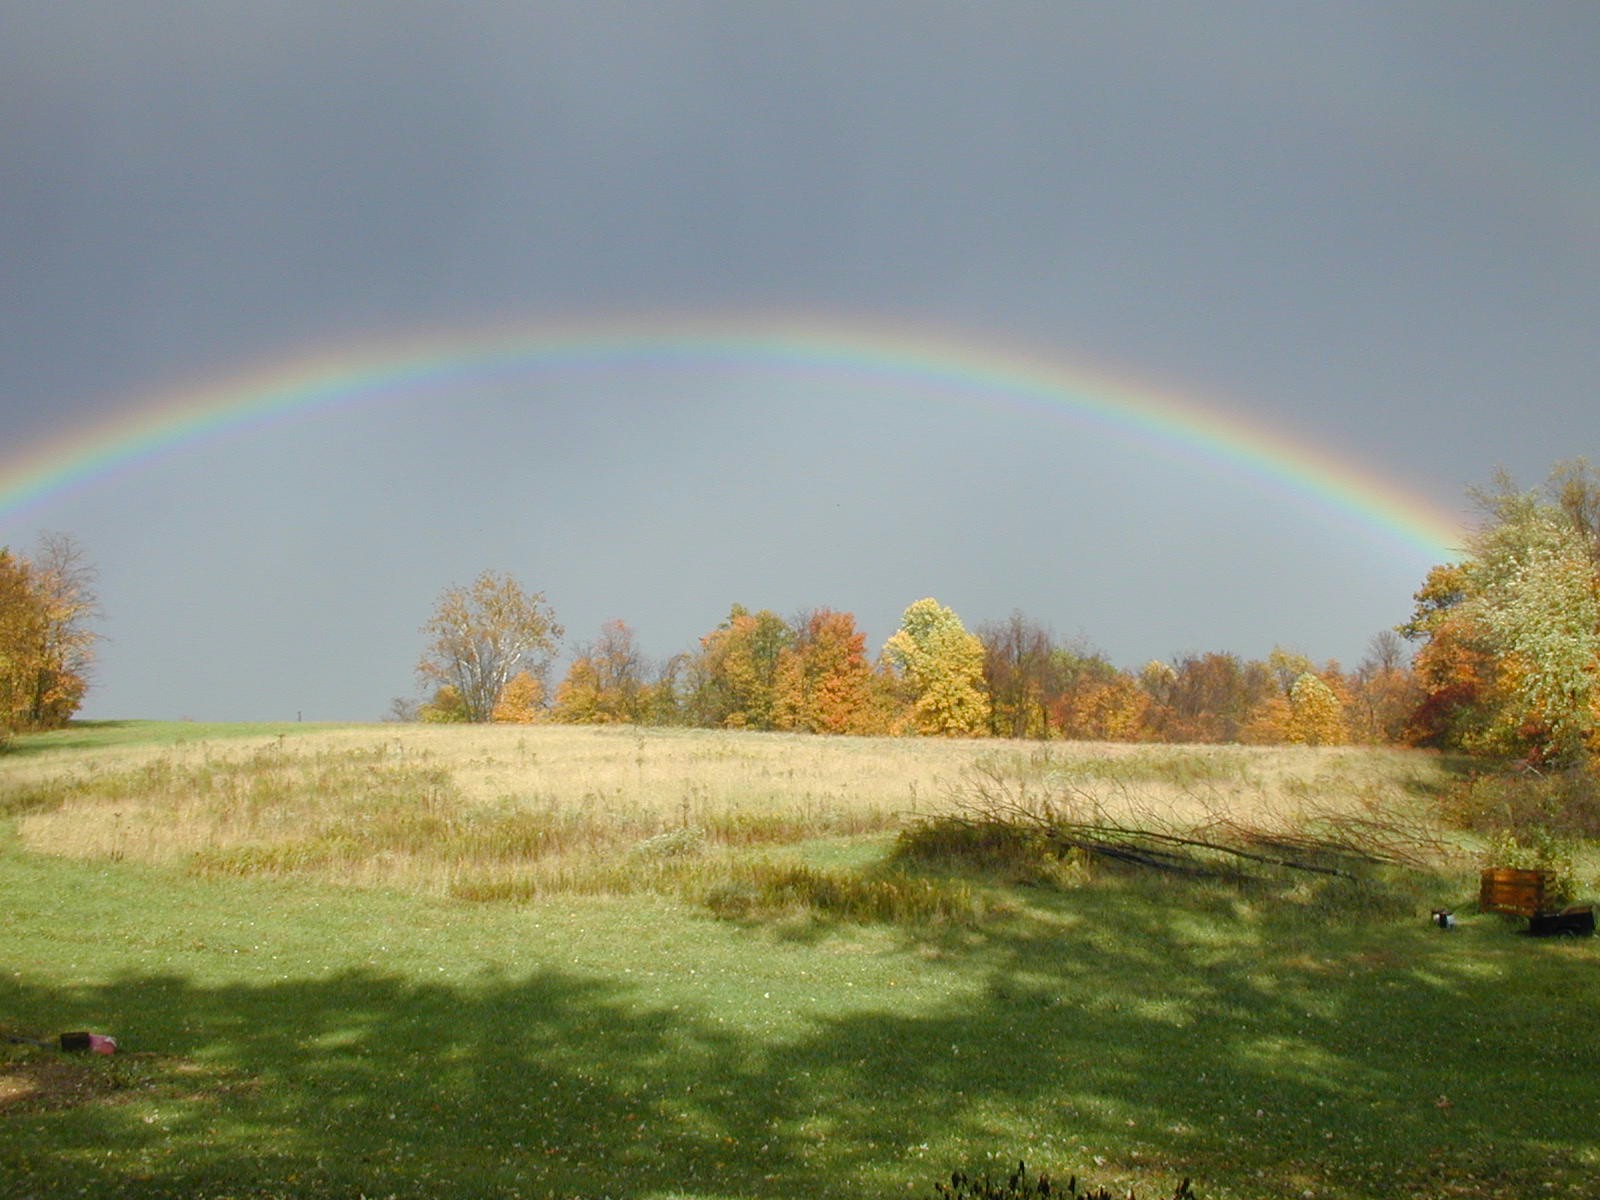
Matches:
[630,825,707,860]
[1442,766,1600,840]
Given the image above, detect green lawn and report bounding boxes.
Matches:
[3,724,1597,1199]
[2,719,344,757]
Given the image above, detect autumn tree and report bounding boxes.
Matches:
[0,534,100,739]
[1285,671,1347,746]
[883,598,989,736]
[1142,652,1273,743]
[772,608,881,734]
[1000,637,1143,742]
[1398,561,1504,751]
[1347,631,1418,744]
[553,619,650,724]
[1053,666,1149,741]
[0,551,44,740]
[1464,467,1600,762]
[419,684,470,723]
[978,611,1055,739]
[23,534,100,727]
[491,672,545,723]
[686,605,794,730]
[1399,463,1600,763]
[639,653,691,727]
[415,572,562,723]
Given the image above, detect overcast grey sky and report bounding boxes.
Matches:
[3,2,1597,722]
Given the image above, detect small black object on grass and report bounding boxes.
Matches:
[4,1031,117,1054]
[1526,906,1595,938]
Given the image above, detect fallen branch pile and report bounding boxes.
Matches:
[928,759,1450,882]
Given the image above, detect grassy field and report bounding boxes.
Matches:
[3,721,1597,1199]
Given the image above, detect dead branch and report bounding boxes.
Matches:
[938,756,1449,881]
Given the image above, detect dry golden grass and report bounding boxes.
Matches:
[5,722,1458,900]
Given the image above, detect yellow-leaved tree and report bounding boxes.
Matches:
[552,620,648,724]
[1285,672,1347,746]
[882,598,989,736]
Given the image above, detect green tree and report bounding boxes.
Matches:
[416,572,562,723]
[1466,472,1600,762]
[883,598,989,736]
[1401,461,1600,763]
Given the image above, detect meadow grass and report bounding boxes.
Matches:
[3,722,1596,1199]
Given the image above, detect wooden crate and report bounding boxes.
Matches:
[1478,867,1551,917]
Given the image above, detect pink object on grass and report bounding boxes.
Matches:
[88,1034,117,1055]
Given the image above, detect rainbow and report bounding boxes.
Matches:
[0,316,1465,560]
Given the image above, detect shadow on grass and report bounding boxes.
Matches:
[4,878,1598,1198]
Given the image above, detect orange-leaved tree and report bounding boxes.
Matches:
[772,608,882,734]
[0,533,100,739]
[491,672,545,723]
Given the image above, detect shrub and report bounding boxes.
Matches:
[1442,766,1600,840]
[630,825,707,860]
[894,815,1070,884]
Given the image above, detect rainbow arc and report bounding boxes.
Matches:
[0,316,1465,561]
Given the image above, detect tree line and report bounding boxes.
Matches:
[7,457,1594,769]
[404,577,1416,748]
[406,459,1600,763]
[0,533,100,747]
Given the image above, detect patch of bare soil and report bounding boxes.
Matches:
[0,1052,120,1114]
[0,1048,249,1116]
